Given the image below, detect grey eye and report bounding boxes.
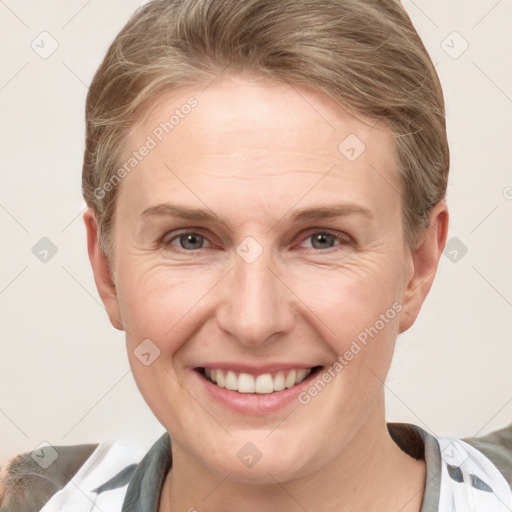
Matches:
[176,233,205,250]
[309,233,338,249]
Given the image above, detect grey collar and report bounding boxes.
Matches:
[121,422,441,512]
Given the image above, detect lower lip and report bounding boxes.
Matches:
[194,368,321,415]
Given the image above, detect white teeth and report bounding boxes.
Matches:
[238,373,255,393]
[204,368,312,394]
[225,370,237,390]
[216,369,225,388]
[255,374,274,394]
[284,369,297,389]
[297,369,308,382]
[273,371,285,391]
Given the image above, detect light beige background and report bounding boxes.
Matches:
[1,0,511,460]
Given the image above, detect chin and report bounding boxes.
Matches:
[197,434,319,485]
[211,456,307,485]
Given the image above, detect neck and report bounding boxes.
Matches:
[159,395,426,512]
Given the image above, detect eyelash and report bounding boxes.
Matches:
[160,229,353,253]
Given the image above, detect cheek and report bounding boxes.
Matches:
[117,266,205,427]
[116,242,406,361]
[289,258,404,345]
[116,263,213,343]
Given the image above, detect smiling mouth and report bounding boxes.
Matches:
[197,366,322,394]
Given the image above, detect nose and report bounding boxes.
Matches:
[215,241,296,347]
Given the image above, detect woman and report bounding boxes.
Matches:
[2,0,511,511]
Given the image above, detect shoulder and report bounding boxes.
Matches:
[0,443,98,512]
[462,421,512,489]
[0,437,147,512]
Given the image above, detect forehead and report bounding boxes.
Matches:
[117,74,401,227]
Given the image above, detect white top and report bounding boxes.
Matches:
[39,431,512,512]
[40,437,146,512]
[438,437,512,511]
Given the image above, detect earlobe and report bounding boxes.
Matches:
[83,208,124,331]
[398,201,449,334]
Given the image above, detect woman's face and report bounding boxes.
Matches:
[87,74,441,482]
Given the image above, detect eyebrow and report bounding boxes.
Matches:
[140,202,373,223]
[290,204,373,222]
[141,203,217,221]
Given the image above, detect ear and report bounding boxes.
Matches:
[399,201,449,333]
[83,208,124,331]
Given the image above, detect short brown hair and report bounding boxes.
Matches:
[82,0,449,258]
